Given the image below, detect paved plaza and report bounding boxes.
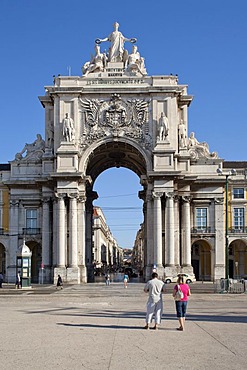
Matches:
[0,282,247,370]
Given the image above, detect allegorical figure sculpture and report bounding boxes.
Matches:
[15,134,45,161]
[127,45,147,75]
[82,44,107,76]
[95,22,137,62]
[188,132,218,159]
[62,113,75,142]
[158,112,169,141]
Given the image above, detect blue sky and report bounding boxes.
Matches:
[1,0,247,248]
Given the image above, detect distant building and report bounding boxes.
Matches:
[92,206,123,272]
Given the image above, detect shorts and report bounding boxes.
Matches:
[175,301,188,318]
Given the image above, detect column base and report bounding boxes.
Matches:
[164,265,179,279]
[67,266,80,284]
[214,264,225,281]
[79,265,87,283]
[144,264,165,281]
[54,267,67,284]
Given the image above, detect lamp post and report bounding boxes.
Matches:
[217,168,236,290]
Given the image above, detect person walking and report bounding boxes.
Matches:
[56,275,63,290]
[16,271,21,289]
[105,273,110,286]
[144,272,166,330]
[173,275,191,331]
[123,273,129,288]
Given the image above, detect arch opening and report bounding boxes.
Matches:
[83,141,146,282]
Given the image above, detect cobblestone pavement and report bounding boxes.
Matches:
[1,283,246,370]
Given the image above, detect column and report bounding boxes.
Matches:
[153,191,163,266]
[69,194,78,267]
[214,197,225,280]
[182,196,191,266]
[174,196,180,266]
[8,200,19,282]
[42,198,50,267]
[165,193,175,265]
[56,195,66,267]
[78,195,87,282]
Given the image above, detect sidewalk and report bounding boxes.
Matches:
[1,283,246,369]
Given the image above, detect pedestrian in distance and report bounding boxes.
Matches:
[144,272,166,330]
[123,273,129,288]
[173,275,191,331]
[0,272,3,288]
[16,271,21,289]
[56,274,63,289]
[105,273,110,286]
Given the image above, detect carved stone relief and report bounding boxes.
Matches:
[79,94,151,151]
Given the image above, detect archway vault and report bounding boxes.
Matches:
[81,140,149,183]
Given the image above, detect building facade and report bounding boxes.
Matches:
[92,206,123,275]
[0,23,246,283]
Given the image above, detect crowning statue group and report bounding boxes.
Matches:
[144,273,191,331]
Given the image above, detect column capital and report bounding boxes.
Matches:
[10,200,20,207]
[152,191,163,199]
[165,192,175,200]
[214,197,224,204]
[54,192,66,200]
[68,193,79,199]
[78,195,86,203]
[181,196,191,203]
[42,197,51,204]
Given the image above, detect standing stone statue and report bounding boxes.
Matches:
[178,119,187,148]
[62,113,75,142]
[95,22,137,62]
[158,112,169,141]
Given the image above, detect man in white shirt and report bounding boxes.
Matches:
[144,272,165,330]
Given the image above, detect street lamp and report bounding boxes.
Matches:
[217,168,236,289]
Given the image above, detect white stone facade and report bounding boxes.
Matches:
[0,23,246,284]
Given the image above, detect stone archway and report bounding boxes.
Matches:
[191,239,212,281]
[81,139,148,281]
[229,239,247,279]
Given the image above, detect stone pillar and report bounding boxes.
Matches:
[78,196,87,283]
[67,194,79,283]
[165,193,175,265]
[54,194,66,281]
[52,199,58,267]
[8,200,20,282]
[41,197,51,283]
[69,195,78,267]
[214,197,225,280]
[181,196,192,271]
[152,191,165,278]
[174,196,180,266]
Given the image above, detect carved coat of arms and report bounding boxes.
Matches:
[79,94,151,149]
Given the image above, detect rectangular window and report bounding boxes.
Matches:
[233,188,244,199]
[233,208,244,230]
[195,208,207,230]
[26,209,37,229]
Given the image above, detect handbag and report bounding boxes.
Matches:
[174,284,184,301]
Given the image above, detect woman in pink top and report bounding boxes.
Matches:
[173,275,191,331]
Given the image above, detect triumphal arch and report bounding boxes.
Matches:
[8,23,225,283]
